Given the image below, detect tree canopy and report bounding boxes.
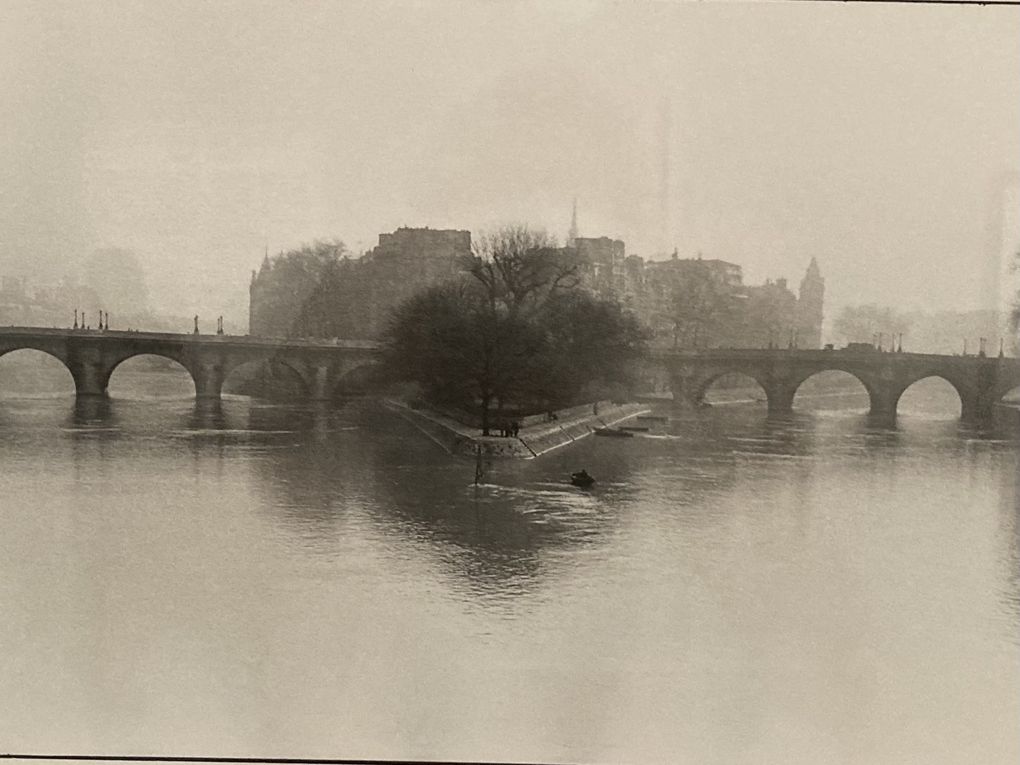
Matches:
[384,225,647,433]
[666,261,739,349]
[251,239,347,337]
[464,224,581,313]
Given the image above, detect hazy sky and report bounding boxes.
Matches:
[1,0,1018,323]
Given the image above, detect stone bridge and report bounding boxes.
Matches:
[656,348,1020,424]
[0,327,381,400]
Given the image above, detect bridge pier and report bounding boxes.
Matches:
[867,384,899,426]
[960,394,997,425]
[960,363,1004,425]
[70,371,108,398]
[66,352,109,398]
[764,384,795,415]
[305,364,333,402]
[668,371,710,409]
[192,362,226,399]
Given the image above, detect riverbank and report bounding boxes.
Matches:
[384,399,651,459]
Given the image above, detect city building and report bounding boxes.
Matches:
[563,222,822,349]
[573,236,626,296]
[248,214,825,351]
[249,227,471,339]
[357,227,471,337]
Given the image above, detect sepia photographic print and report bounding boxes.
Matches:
[1,1,1019,763]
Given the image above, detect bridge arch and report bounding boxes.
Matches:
[996,382,1020,405]
[0,344,69,366]
[696,371,770,408]
[327,360,388,400]
[790,369,873,413]
[221,358,311,400]
[893,374,965,419]
[0,347,76,396]
[106,353,197,399]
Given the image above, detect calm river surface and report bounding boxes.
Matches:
[1,377,1018,764]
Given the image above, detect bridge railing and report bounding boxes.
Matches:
[0,326,380,350]
[652,347,1014,362]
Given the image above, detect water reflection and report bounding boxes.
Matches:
[236,401,634,596]
[70,395,112,425]
[996,463,1020,636]
[0,390,1017,762]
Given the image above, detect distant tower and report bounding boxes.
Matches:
[796,258,825,348]
[249,247,271,335]
[567,198,579,247]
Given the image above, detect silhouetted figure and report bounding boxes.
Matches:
[511,421,520,438]
[571,469,595,488]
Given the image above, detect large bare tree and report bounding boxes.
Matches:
[464,225,581,314]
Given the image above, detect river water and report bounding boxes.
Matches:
[0,374,1017,764]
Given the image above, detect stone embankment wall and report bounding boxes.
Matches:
[384,399,651,459]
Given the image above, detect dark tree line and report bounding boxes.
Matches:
[250,240,349,338]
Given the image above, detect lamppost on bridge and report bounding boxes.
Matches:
[73,309,78,330]
[897,333,903,353]
[194,315,199,335]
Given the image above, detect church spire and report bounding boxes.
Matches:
[567,197,579,247]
